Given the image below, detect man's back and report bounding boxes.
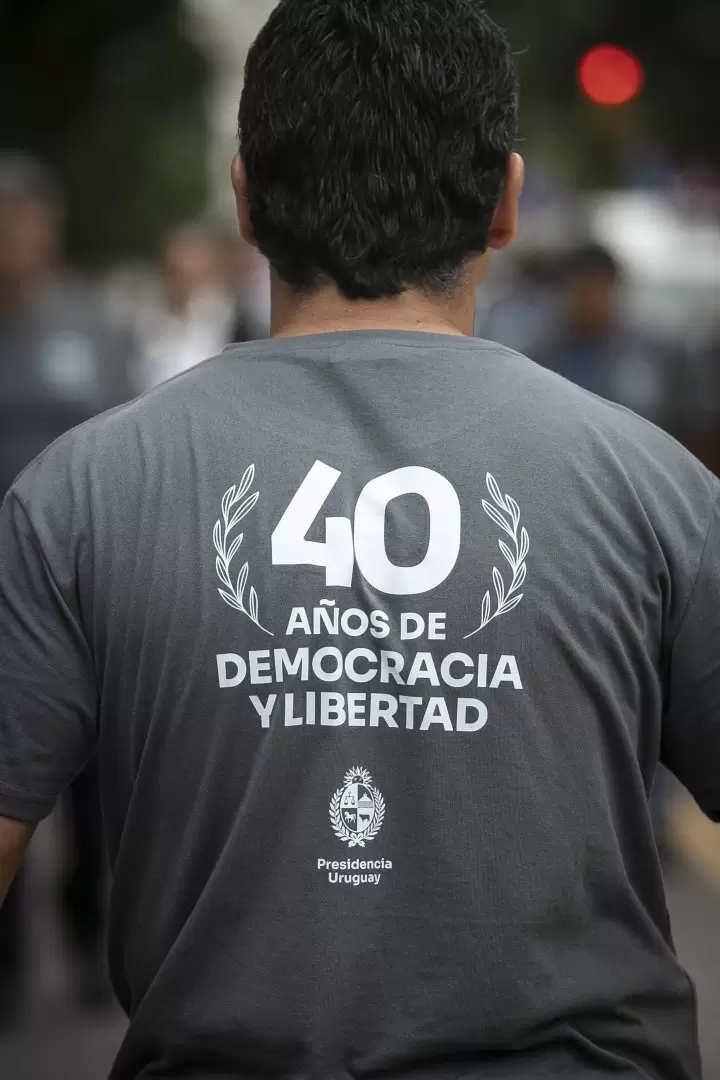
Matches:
[1,332,717,1078]
[2,3,719,1075]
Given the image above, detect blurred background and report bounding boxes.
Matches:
[0,0,718,1076]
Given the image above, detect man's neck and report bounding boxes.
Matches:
[270,278,476,339]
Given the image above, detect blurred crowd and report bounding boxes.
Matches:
[476,241,720,474]
[0,150,718,1027]
[0,152,270,495]
[0,153,270,1026]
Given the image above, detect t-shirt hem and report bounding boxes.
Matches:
[0,780,55,823]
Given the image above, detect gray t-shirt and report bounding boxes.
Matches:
[0,331,718,1080]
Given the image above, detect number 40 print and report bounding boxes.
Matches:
[271,461,462,596]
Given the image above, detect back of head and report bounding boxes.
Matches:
[239,0,518,301]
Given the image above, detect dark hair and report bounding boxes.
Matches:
[239,0,518,300]
[0,153,63,210]
[564,243,620,283]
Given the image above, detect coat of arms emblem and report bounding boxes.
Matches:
[330,767,385,848]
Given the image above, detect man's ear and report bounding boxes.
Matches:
[488,152,525,251]
[231,156,257,249]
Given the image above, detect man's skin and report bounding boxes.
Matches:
[0,150,525,907]
[0,818,34,905]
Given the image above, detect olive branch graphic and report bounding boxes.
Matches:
[330,767,385,848]
[464,473,529,639]
[213,465,274,636]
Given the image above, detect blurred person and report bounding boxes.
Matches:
[0,154,133,1020]
[534,243,692,439]
[475,251,564,353]
[0,154,135,494]
[137,223,237,389]
[214,226,271,343]
[0,6,718,1080]
[535,243,695,849]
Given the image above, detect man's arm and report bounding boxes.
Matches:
[663,498,720,822]
[0,490,98,840]
[0,816,35,905]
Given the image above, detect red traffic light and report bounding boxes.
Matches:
[578,44,644,106]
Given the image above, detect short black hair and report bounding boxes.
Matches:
[239,0,518,300]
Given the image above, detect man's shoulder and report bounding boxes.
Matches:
[6,353,218,504]
[490,336,671,428]
[480,337,717,495]
[8,334,717,518]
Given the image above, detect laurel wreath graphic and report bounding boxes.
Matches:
[464,473,529,640]
[330,767,385,848]
[213,465,274,636]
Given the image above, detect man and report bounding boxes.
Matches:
[533,243,692,440]
[0,155,134,1016]
[0,4,718,1079]
[0,155,135,491]
[214,226,271,345]
[136,223,239,390]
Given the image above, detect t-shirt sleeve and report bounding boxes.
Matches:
[662,499,720,821]
[0,490,98,822]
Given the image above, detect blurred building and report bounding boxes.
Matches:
[185,0,278,215]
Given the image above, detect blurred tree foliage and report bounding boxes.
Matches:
[0,0,210,267]
[1,0,717,260]
[487,0,720,188]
